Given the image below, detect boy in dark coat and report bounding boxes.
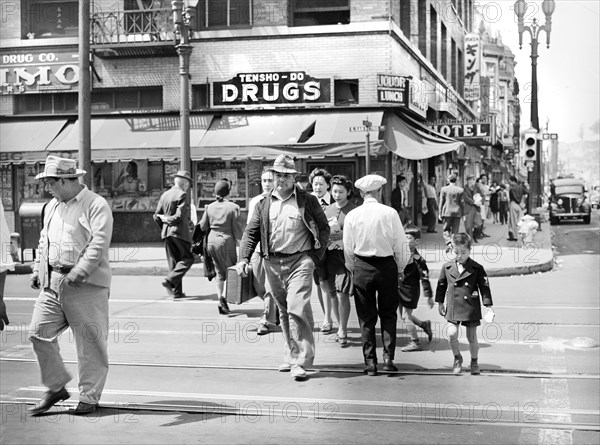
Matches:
[398,225,434,352]
[435,233,494,375]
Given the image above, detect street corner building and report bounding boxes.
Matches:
[1,0,522,253]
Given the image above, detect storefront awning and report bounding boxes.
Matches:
[383,112,463,160]
[0,120,69,163]
[192,111,385,160]
[45,116,214,162]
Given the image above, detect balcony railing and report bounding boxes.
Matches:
[91,8,177,45]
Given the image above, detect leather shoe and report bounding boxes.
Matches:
[256,323,271,336]
[278,363,292,372]
[291,365,307,381]
[162,279,175,298]
[453,355,463,375]
[28,387,70,416]
[382,360,398,372]
[364,364,377,376]
[72,401,98,415]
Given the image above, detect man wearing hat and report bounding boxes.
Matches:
[27,155,113,415]
[343,174,408,376]
[236,154,330,381]
[153,170,195,299]
[438,173,465,249]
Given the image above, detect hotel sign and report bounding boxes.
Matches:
[0,48,79,94]
[214,71,331,106]
[428,120,492,141]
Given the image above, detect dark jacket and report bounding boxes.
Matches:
[240,185,330,265]
[435,257,493,322]
[398,250,433,309]
[153,185,192,243]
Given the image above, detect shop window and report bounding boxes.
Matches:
[399,0,411,37]
[418,0,426,56]
[1,165,15,211]
[334,79,359,106]
[292,0,350,26]
[429,6,438,69]
[14,93,77,115]
[21,0,78,39]
[195,160,247,209]
[91,87,162,112]
[192,84,210,109]
[197,0,252,29]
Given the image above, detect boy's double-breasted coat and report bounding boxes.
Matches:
[435,258,493,323]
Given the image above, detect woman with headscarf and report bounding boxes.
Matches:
[199,179,243,314]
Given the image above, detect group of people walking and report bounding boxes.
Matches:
[22,154,495,417]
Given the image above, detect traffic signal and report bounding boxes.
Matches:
[522,127,538,162]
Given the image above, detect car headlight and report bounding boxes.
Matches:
[557,199,563,205]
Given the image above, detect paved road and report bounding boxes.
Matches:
[1,214,599,444]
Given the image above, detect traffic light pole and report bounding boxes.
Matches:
[528,37,542,211]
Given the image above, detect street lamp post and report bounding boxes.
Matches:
[172,1,194,173]
[514,0,555,211]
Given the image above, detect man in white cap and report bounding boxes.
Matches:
[153,170,195,299]
[28,155,113,415]
[235,154,330,381]
[343,174,408,376]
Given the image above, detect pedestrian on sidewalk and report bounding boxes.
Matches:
[28,156,113,415]
[398,225,434,352]
[309,168,336,335]
[199,179,243,315]
[489,180,500,224]
[153,170,195,299]
[391,175,410,225]
[322,174,357,347]
[235,154,330,381]
[247,170,278,333]
[438,173,464,251]
[435,233,494,375]
[507,176,528,241]
[463,175,478,242]
[0,200,15,331]
[498,183,509,225]
[343,174,408,376]
[422,176,439,233]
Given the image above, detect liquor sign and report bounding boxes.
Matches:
[213,71,331,106]
[376,74,428,118]
[428,120,492,141]
[464,33,481,101]
[0,48,79,94]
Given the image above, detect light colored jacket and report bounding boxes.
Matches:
[33,187,113,289]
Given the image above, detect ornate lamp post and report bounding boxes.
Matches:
[514,0,555,210]
[172,1,194,173]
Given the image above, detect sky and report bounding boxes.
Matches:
[478,0,600,143]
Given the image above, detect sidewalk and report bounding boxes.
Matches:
[11,210,554,278]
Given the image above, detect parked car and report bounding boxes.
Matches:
[590,186,600,209]
[548,178,591,225]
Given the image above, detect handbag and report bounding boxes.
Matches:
[191,223,205,255]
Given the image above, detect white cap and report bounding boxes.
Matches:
[355,174,387,192]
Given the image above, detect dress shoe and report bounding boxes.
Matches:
[256,323,271,336]
[28,387,70,416]
[291,365,307,381]
[162,279,175,298]
[401,340,423,352]
[453,354,463,375]
[470,361,481,375]
[320,323,334,334]
[421,320,433,342]
[382,360,398,372]
[218,297,230,315]
[173,293,187,300]
[481,233,491,238]
[278,363,292,372]
[72,401,98,415]
[336,334,348,346]
[364,364,377,376]
[507,237,518,241]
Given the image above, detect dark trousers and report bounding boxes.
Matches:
[425,198,438,231]
[164,237,194,295]
[442,216,461,245]
[352,256,399,365]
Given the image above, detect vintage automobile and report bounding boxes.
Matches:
[549,178,591,225]
[590,186,600,209]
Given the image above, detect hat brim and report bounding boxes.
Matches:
[270,166,298,174]
[174,174,193,182]
[35,169,86,180]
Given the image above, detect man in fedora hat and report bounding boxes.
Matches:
[343,174,408,376]
[28,155,113,415]
[153,170,195,299]
[439,173,465,250]
[236,154,330,381]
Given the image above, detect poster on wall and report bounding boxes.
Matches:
[23,163,45,200]
[1,165,13,210]
[163,162,179,188]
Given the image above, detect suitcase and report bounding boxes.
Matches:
[225,265,254,305]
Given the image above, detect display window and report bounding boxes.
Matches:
[195,160,250,210]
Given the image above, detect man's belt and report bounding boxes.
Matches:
[269,251,303,258]
[49,265,74,274]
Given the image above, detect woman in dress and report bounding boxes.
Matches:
[322,175,356,346]
[489,180,500,223]
[199,179,243,314]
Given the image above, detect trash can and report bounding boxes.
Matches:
[18,202,46,262]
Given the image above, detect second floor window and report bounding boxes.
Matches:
[197,0,252,28]
[22,1,78,39]
[292,0,350,26]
